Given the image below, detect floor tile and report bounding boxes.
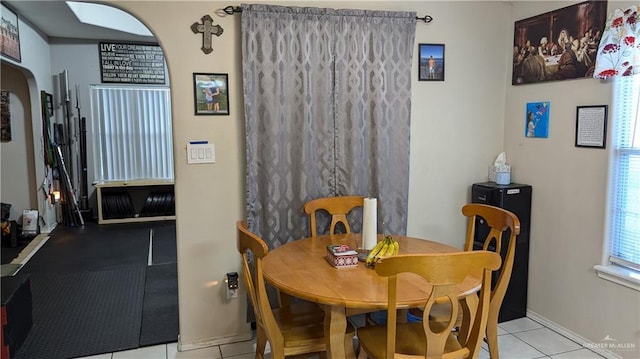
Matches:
[112,344,167,359]
[219,339,257,357]
[478,347,490,359]
[499,317,544,333]
[74,353,113,359]
[497,324,508,335]
[492,334,547,359]
[514,328,582,356]
[550,348,605,358]
[167,342,222,358]
[223,354,255,359]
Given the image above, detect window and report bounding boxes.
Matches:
[90,85,173,182]
[596,75,640,289]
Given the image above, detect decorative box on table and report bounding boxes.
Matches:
[326,244,359,268]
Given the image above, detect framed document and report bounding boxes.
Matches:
[575,105,607,149]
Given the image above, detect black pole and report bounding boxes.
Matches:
[79,117,88,210]
[61,70,74,190]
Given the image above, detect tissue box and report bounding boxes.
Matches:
[489,164,511,183]
[326,245,359,268]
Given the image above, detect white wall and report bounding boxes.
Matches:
[1,63,35,220]
[405,1,511,247]
[506,1,640,356]
[0,12,56,231]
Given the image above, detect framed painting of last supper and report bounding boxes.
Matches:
[512,0,607,85]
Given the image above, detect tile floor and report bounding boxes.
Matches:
[76,317,606,359]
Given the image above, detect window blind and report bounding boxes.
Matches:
[610,75,640,269]
[90,85,174,182]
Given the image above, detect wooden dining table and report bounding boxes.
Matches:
[261,233,482,358]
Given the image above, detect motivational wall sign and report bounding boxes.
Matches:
[99,42,166,84]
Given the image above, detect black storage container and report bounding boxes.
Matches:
[471,182,532,322]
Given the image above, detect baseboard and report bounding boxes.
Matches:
[39,222,57,234]
[11,234,50,264]
[526,310,621,359]
[177,331,254,352]
[9,234,50,275]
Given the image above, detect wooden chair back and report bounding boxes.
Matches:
[462,204,520,314]
[236,221,278,341]
[303,195,365,237]
[363,251,502,358]
[462,203,520,358]
[237,220,343,358]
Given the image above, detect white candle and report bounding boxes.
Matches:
[362,198,377,250]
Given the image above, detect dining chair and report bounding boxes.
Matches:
[236,220,356,358]
[430,203,520,359]
[356,251,502,359]
[303,195,377,326]
[303,196,365,237]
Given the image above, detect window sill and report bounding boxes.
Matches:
[594,264,640,291]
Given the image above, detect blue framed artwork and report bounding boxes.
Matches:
[525,102,550,138]
[418,43,445,81]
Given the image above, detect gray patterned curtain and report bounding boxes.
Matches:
[242,4,416,248]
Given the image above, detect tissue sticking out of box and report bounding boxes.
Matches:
[489,152,511,184]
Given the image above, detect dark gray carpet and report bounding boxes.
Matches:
[20,222,151,274]
[12,221,178,358]
[151,223,177,265]
[1,242,26,264]
[16,264,147,359]
[139,263,179,346]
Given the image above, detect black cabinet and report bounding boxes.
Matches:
[1,273,32,359]
[471,182,532,322]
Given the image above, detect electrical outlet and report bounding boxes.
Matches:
[226,272,239,299]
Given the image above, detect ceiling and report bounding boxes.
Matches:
[4,0,156,43]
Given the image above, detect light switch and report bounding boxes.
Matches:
[187,142,215,164]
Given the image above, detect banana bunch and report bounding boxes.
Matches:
[365,235,399,267]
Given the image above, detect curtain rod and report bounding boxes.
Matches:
[222,5,433,23]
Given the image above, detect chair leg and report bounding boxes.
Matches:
[255,326,267,359]
[486,313,500,359]
[458,295,478,346]
[270,347,285,359]
[345,333,357,358]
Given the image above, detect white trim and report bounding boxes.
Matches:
[11,234,50,265]
[594,264,640,291]
[177,331,253,352]
[527,310,621,359]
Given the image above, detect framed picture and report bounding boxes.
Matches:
[193,73,229,115]
[1,90,10,142]
[1,3,21,62]
[525,102,550,138]
[575,105,607,149]
[418,44,445,81]
[512,0,607,85]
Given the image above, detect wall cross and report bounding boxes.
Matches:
[191,15,223,54]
